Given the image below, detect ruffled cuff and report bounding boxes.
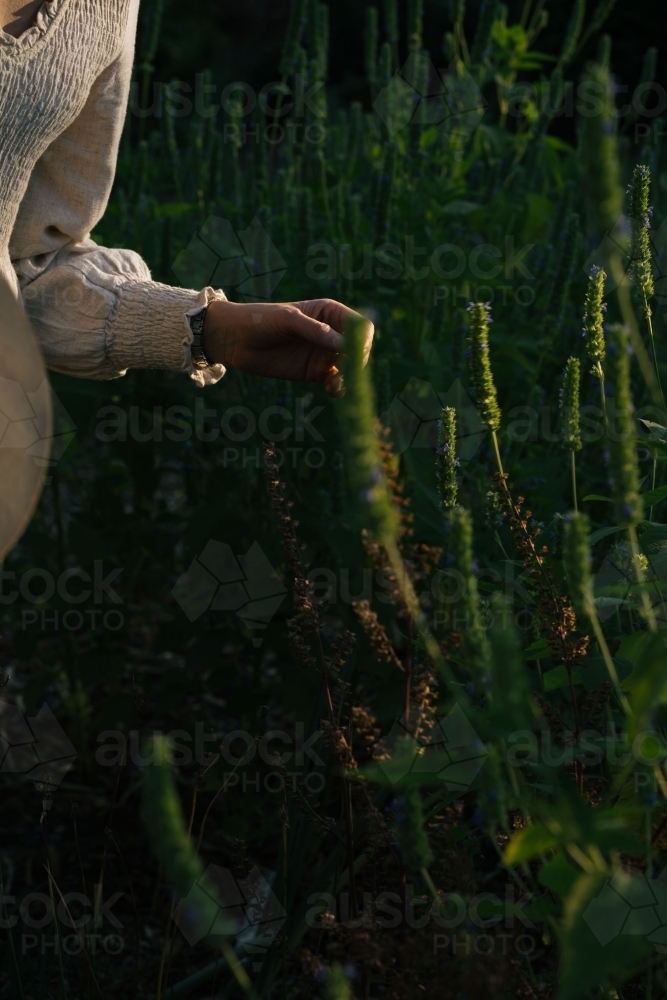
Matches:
[108,281,227,387]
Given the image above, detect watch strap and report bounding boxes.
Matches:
[190,307,212,370]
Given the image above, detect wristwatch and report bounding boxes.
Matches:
[190,306,212,370]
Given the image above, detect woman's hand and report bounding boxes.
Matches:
[202,298,374,398]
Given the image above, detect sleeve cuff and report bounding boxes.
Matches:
[108,281,227,387]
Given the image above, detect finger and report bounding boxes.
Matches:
[282,306,346,352]
[324,370,345,398]
[295,300,375,365]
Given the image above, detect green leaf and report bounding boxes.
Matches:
[639,418,667,443]
[588,526,624,545]
[640,484,667,508]
[639,523,667,553]
[504,823,559,865]
[641,438,667,455]
[545,135,577,156]
[523,638,556,660]
[538,851,581,899]
[580,657,634,694]
[442,199,480,215]
[621,633,667,731]
[585,485,667,508]
[617,631,654,667]
[556,871,652,1000]
[543,665,582,691]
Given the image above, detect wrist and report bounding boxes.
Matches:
[202,298,232,367]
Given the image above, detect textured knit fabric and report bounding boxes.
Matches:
[1,0,225,386]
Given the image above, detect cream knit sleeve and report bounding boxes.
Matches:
[9,0,226,387]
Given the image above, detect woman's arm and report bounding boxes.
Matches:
[11,0,372,390]
[10,0,222,383]
[203,299,373,398]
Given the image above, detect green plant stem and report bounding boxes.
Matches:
[494,531,514,563]
[340,777,358,920]
[611,254,663,409]
[492,430,505,479]
[161,766,215,998]
[650,450,657,523]
[595,363,609,431]
[644,299,663,525]
[41,814,68,1000]
[316,633,359,921]
[643,294,666,419]
[628,524,658,633]
[589,613,632,716]
[48,874,103,997]
[318,150,333,232]
[221,939,259,999]
[282,812,288,1000]
[404,614,413,722]
[571,450,578,512]
[420,867,439,901]
[72,808,93,1000]
[0,859,25,1000]
[520,0,533,28]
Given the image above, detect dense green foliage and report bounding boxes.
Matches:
[3,1,667,998]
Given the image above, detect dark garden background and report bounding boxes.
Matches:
[3,1,667,998]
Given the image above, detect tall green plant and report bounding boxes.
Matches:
[142,737,257,998]
[561,358,582,511]
[436,407,459,512]
[607,323,657,630]
[450,506,492,685]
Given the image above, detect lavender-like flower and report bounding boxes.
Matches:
[451,506,492,682]
[583,266,607,371]
[564,512,593,619]
[607,324,642,527]
[467,302,501,432]
[561,358,583,453]
[628,163,655,305]
[436,407,459,512]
